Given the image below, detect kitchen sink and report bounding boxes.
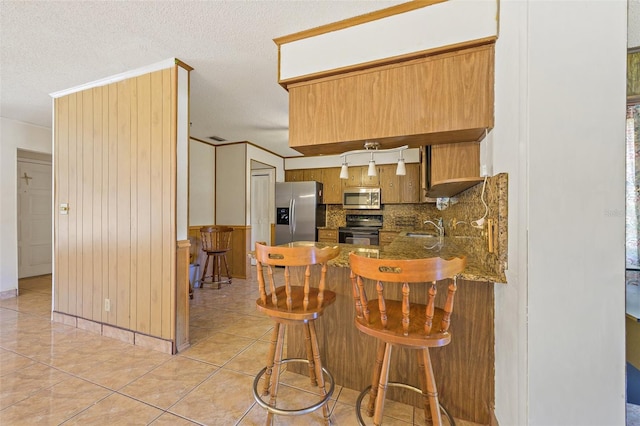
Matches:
[405,232,439,238]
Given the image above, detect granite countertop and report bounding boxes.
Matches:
[278,232,502,283]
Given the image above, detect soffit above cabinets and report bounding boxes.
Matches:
[276,0,498,156]
[275,0,498,86]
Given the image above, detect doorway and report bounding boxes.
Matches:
[250,161,275,258]
[17,149,53,279]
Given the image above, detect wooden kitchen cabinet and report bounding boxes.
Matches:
[285,169,305,182]
[401,163,421,203]
[317,228,338,243]
[424,142,483,198]
[303,169,322,182]
[379,164,400,204]
[286,167,342,204]
[322,168,342,204]
[342,165,380,188]
[379,163,420,204]
[287,44,494,156]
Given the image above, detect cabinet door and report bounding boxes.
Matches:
[429,142,480,183]
[342,166,364,188]
[322,168,343,204]
[379,164,400,204]
[361,166,381,187]
[400,163,420,203]
[303,168,323,182]
[317,228,338,243]
[285,169,305,182]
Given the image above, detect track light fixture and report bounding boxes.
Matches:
[339,142,409,180]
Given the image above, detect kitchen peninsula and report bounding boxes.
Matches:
[281,235,498,425]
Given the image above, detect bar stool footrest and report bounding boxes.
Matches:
[354,382,455,426]
[252,358,335,417]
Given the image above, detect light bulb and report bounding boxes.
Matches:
[340,163,349,179]
[396,158,406,176]
[367,160,377,177]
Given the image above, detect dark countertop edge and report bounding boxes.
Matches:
[251,240,506,285]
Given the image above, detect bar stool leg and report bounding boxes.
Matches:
[309,322,331,425]
[421,348,443,426]
[417,349,432,424]
[373,343,392,426]
[367,340,387,417]
[303,322,318,386]
[201,253,210,283]
[266,324,287,426]
[214,255,220,283]
[222,253,231,282]
[262,324,281,397]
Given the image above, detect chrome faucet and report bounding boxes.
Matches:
[423,218,444,237]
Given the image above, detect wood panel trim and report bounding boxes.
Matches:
[280,37,496,89]
[175,240,190,351]
[273,0,444,46]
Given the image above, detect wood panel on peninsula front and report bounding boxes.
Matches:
[279,242,495,425]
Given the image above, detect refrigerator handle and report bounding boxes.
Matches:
[291,198,296,235]
[289,199,294,236]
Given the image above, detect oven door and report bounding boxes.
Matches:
[339,229,379,245]
[346,236,372,245]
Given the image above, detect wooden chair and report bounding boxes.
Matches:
[199,226,233,289]
[349,252,466,426]
[252,242,341,425]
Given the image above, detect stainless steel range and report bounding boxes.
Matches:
[338,214,383,245]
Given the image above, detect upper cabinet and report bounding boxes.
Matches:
[286,44,494,156]
[423,142,483,199]
[379,163,420,204]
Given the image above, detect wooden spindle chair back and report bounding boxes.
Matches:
[254,243,340,318]
[348,253,466,346]
[200,226,233,253]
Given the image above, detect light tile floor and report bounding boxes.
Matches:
[0,273,478,425]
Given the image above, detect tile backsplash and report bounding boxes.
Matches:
[325,173,508,283]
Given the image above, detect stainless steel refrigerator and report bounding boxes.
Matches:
[275,181,326,244]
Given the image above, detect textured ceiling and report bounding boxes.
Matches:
[0,0,403,157]
[1,1,638,157]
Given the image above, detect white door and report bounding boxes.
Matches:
[251,170,273,253]
[17,161,52,278]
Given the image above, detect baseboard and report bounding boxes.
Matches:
[52,311,174,354]
[0,289,18,299]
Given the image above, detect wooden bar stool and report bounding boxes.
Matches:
[349,252,466,426]
[199,226,233,289]
[252,242,341,425]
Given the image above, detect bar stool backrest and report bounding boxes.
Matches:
[200,226,233,253]
[349,253,466,341]
[254,243,340,313]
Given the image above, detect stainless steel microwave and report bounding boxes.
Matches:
[342,187,381,210]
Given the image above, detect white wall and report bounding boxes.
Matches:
[189,140,215,226]
[215,144,246,225]
[279,0,498,81]
[492,1,627,425]
[0,118,52,295]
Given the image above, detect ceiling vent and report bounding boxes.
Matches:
[208,135,226,142]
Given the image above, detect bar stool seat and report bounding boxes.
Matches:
[253,242,341,425]
[199,226,233,289]
[349,252,466,426]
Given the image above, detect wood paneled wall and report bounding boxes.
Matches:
[54,68,178,340]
